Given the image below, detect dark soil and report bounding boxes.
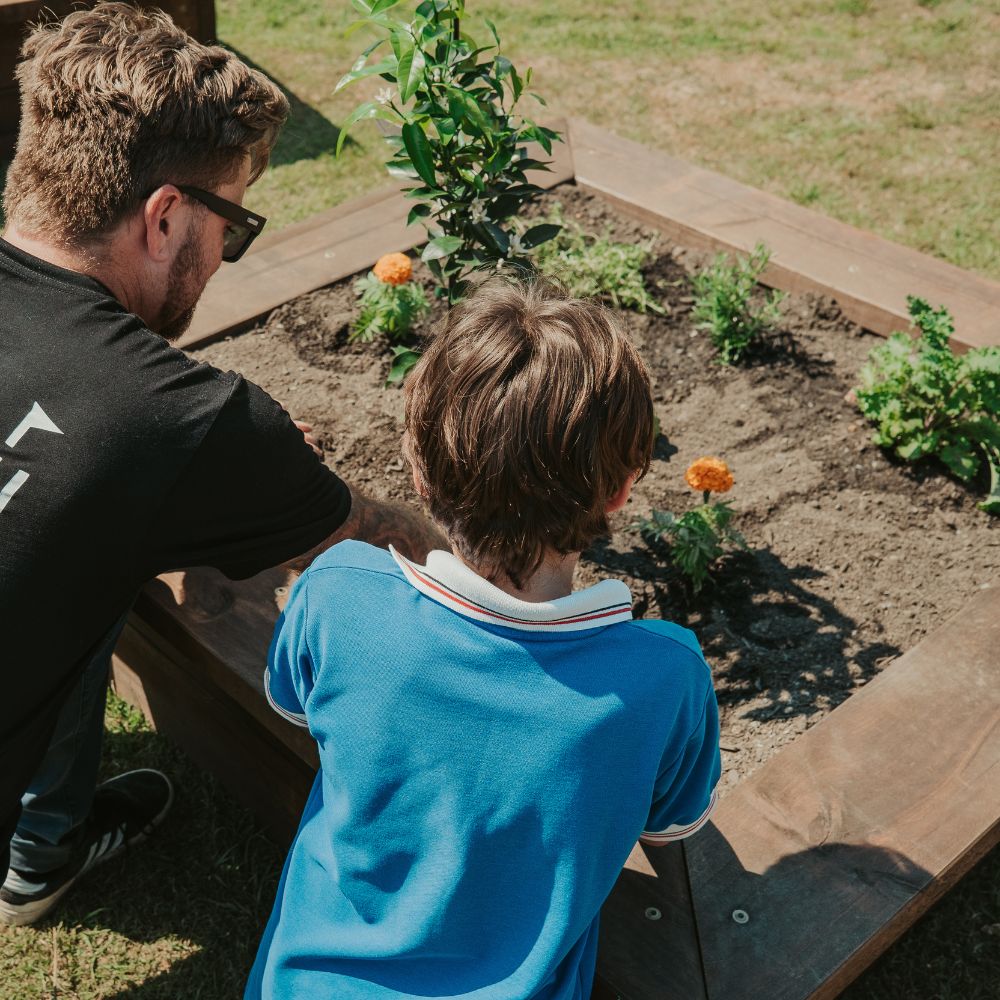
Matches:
[193,184,999,789]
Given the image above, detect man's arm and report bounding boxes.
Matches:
[282,485,448,572]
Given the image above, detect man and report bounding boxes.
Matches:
[0,3,438,925]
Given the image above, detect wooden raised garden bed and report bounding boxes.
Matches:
[111,119,1000,1000]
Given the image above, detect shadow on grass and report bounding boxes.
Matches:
[226,49,355,168]
[584,538,901,722]
[36,726,286,999]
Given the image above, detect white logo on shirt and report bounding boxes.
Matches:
[0,402,64,513]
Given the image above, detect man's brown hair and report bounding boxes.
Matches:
[405,275,654,588]
[3,2,289,245]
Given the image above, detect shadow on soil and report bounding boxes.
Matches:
[226,49,353,167]
[585,538,901,722]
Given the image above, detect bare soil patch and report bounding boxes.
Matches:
[194,184,999,790]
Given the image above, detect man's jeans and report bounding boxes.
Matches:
[7,613,129,876]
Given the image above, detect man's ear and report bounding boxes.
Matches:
[142,185,185,262]
[605,473,637,514]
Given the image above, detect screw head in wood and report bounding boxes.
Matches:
[732,908,750,924]
[644,907,662,921]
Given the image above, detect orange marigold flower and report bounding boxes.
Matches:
[373,252,413,285]
[685,456,734,494]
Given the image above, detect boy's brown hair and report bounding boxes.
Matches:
[405,275,654,588]
[3,2,289,246]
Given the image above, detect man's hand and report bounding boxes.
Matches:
[293,419,322,458]
[284,485,447,572]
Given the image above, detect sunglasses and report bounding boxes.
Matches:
[176,185,267,262]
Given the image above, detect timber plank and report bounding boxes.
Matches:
[686,583,1000,1000]
[597,841,706,1000]
[133,568,316,765]
[569,118,1000,353]
[111,615,314,844]
[178,122,573,350]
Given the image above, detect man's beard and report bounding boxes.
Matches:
[154,231,207,342]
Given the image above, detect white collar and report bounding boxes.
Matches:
[389,547,633,633]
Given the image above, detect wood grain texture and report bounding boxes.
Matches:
[597,841,706,1000]
[687,583,1000,1000]
[111,614,314,844]
[569,118,1000,353]
[177,121,574,350]
[134,568,316,765]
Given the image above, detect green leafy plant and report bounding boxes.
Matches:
[352,271,429,343]
[531,205,665,314]
[336,0,562,304]
[386,345,423,385]
[855,296,1000,513]
[635,457,746,591]
[690,242,785,364]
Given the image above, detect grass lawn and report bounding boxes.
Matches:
[2,1,999,997]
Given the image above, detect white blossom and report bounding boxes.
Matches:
[507,232,526,257]
[375,87,394,105]
[469,199,488,224]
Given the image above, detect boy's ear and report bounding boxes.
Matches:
[402,432,428,499]
[411,465,428,500]
[605,474,637,514]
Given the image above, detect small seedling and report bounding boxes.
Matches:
[531,205,664,314]
[636,457,746,591]
[855,296,1000,513]
[352,252,429,344]
[691,243,784,364]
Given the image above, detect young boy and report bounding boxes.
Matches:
[246,276,721,1000]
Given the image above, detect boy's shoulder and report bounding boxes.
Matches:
[617,618,714,691]
[623,618,705,661]
[305,539,402,579]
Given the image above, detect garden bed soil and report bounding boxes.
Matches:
[193,184,999,789]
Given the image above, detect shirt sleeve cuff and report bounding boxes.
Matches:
[264,667,309,728]
[640,788,718,845]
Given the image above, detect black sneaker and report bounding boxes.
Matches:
[0,768,173,927]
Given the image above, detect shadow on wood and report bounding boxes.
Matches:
[598,841,706,1000]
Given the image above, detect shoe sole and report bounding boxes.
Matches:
[0,769,174,927]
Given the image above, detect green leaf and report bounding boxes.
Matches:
[370,0,402,13]
[978,445,1000,514]
[481,223,509,255]
[336,101,378,156]
[401,121,436,186]
[447,88,492,137]
[350,0,373,14]
[407,203,431,226]
[509,64,523,102]
[422,235,463,261]
[386,346,422,386]
[940,442,979,481]
[484,17,501,46]
[334,58,396,94]
[520,223,561,250]
[396,44,426,102]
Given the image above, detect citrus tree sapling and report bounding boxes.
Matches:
[336,0,562,305]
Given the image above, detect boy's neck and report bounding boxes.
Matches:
[452,547,580,603]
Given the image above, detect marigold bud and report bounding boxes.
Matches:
[685,456,734,494]
[373,252,413,285]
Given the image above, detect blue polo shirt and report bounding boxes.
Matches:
[246,541,720,1000]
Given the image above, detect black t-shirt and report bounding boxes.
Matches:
[0,239,351,865]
